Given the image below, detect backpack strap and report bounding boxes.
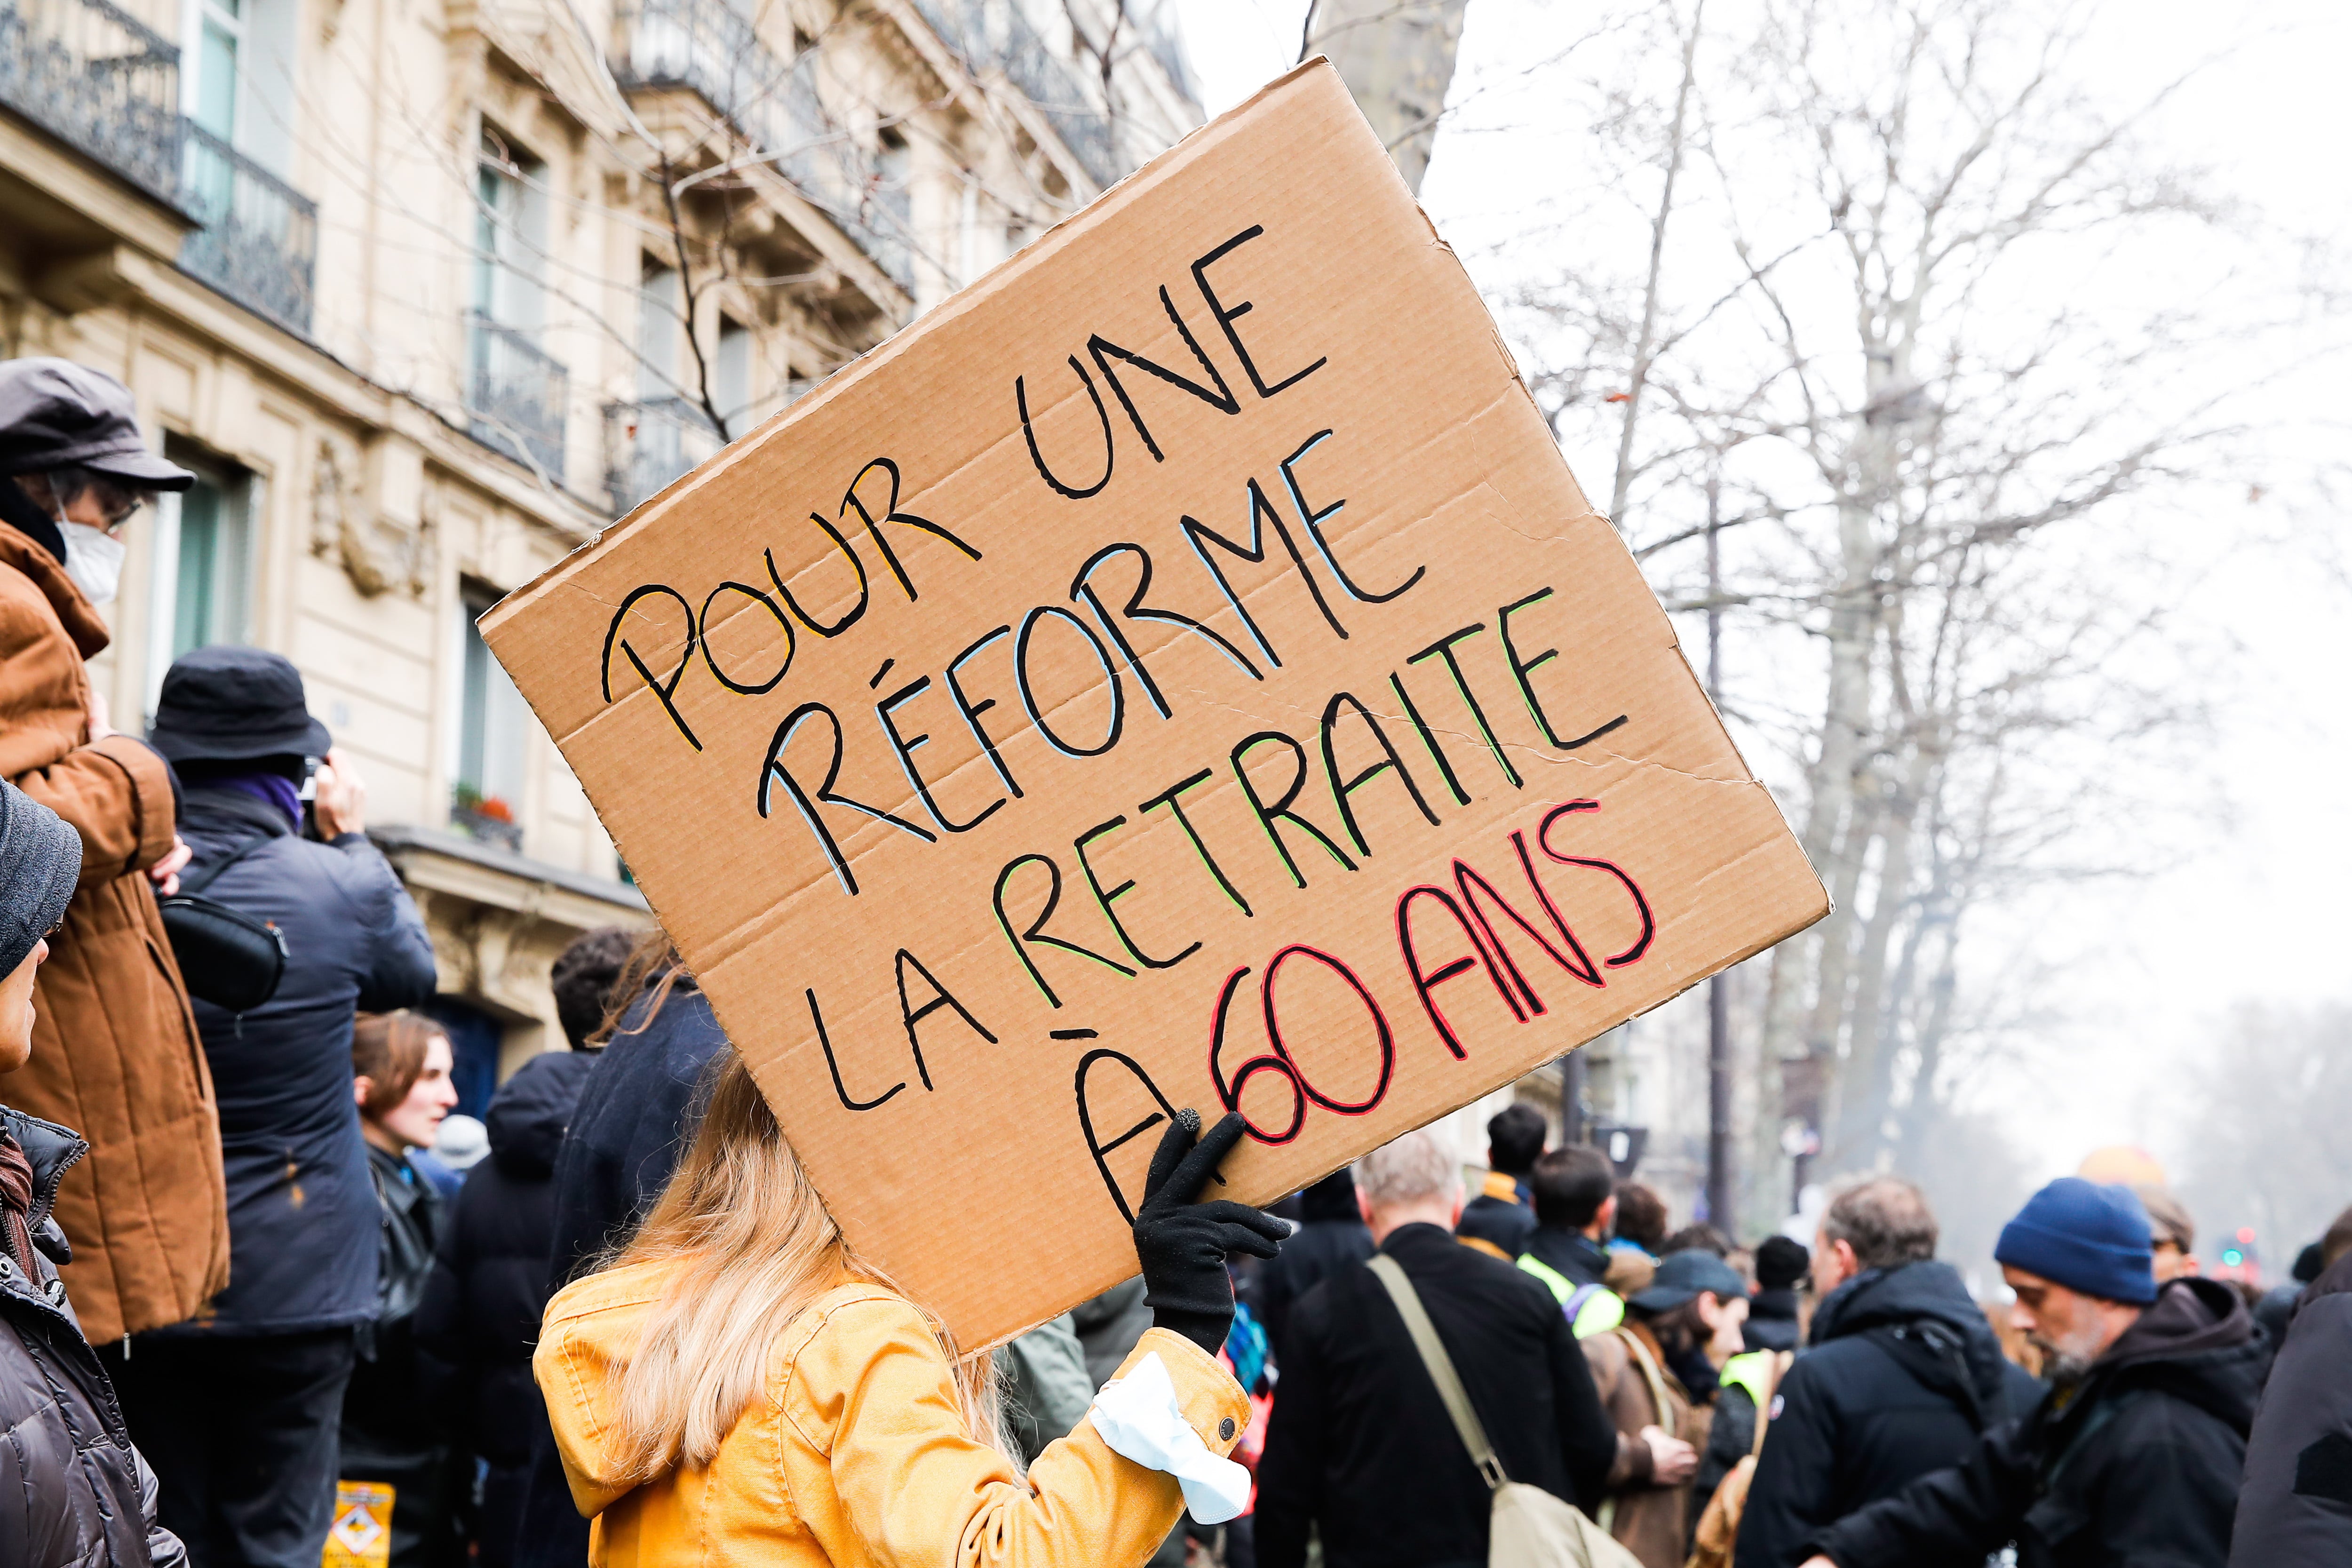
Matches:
[1861,1321,1991,1432]
[1367,1253,1508,1490]
[1610,1325,1679,1442]
[176,826,277,898]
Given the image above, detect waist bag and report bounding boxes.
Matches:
[1368,1254,1643,1568]
[157,829,287,1012]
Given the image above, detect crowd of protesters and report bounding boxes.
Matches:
[2,354,2350,1568]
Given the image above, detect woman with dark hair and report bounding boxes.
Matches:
[343,1011,462,1568]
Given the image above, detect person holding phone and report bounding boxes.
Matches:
[109,647,437,1568]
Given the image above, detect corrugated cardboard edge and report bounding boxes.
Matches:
[479,57,1350,644]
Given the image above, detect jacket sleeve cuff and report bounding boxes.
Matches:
[89,734,177,868]
[1115,1326,1251,1458]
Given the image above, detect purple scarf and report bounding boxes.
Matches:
[216,772,302,828]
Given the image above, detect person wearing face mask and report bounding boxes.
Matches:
[105,647,437,1568]
[1797,1179,2264,1568]
[344,1011,466,1568]
[0,358,231,1359]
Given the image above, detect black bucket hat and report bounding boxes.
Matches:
[0,358,195,489]
[0,779,80,977]
[1628,1249,1752,1313]
[149,647,331,765]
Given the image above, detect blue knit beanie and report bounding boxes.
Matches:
[1995,1178,2156,1305]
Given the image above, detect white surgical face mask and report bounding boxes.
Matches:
[58,519,125,607]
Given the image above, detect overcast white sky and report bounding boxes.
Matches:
[1168,0,2352,1187]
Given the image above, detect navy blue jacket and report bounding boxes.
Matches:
[515,980,726,1568]
[542,981,728,1290]
[165,788,436,1335]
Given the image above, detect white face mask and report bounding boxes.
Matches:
[58,519,124,607]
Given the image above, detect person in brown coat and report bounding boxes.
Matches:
[0,358,230,1344]
[1583,1250,1748,1568]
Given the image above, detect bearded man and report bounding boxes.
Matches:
[1796,1178,2264,1568]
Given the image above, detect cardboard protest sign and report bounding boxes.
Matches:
[483,59,1828,1350]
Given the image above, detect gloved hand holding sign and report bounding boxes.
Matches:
[1132,1109,1295,1353]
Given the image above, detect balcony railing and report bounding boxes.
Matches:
[910,0,1123,190]
[466,312,568,481]
[603,395,722,516]
[0,0,183,202]
[616,0,915,292]
[178,123,316,333]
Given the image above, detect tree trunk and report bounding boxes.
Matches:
[1305,0,1472,196]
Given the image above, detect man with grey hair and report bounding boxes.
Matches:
[1255,1129,1630,1568]
[1734,1176,2042,1568]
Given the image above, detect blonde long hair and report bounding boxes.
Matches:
[602,1048,1003,1478]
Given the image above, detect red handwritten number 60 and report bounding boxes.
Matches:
[1208,944,1397,1146]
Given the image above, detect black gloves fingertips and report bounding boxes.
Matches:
[1130,1110,1292,1355]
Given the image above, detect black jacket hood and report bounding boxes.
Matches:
[1813,1259,2014,1409]
[486,1051,595,1179]
[2085,1274,2264,1437]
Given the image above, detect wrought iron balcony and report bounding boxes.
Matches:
[466,312,569,481]
[911,0,1123,189]
[616,0,914,292]
[603,395,722,516]
[0,0,184,202]
[178,123,317,334]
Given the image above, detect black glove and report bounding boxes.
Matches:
[1132,1108,1294,1354]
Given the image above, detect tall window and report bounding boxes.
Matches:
[636,260,681,399]
[193,0,239,141]
[454,582,530,847]
[468,127,564,477]
[179,0,295,167]
[713,316,751,433]
[144,444,254,711]
[472,129,545,334]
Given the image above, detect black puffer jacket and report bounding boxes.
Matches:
[2229,1250,2352,1568]
[163,787,436,1337]
[0,1105,185,1568]
[1737,1260,2041,1568]
[342,1144,456,1568]
[1811,1276,2264,1568]
[515,982,727,1568]
[417,1051,593,1469]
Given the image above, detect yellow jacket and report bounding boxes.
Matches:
[536,1261,1251,1568]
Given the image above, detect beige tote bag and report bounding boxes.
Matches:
[1367,1255,1645,1568]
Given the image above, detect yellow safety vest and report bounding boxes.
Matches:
[1518,1254,1625,1337]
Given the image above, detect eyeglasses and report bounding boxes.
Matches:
[93,484,144,527]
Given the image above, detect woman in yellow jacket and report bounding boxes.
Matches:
[535,1049,1290,1568]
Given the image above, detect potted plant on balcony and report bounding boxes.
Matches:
[449,783,523,853]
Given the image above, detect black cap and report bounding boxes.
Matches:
[0,358,194,489]
[0,780,80,978]
[1628,1248,1751,1313]
[149,647,331,765]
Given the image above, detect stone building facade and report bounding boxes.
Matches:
[0,0,1196,1104]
